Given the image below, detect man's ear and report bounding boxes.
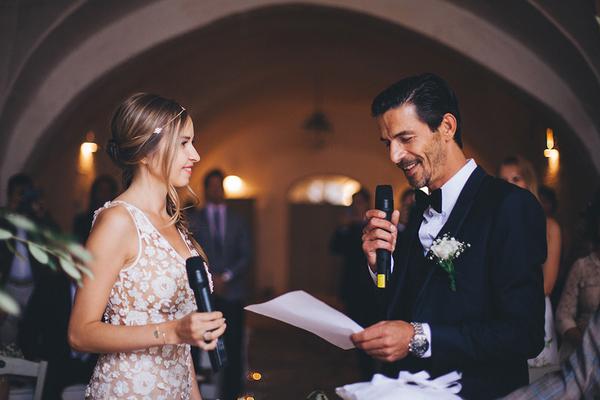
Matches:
[440,113,457,142]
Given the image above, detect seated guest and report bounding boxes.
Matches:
[502,308,600,400]
[556,189,600,361]
[73,175,118,244]
[19,273,97,399]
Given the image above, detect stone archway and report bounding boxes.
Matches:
[1,0,599,200]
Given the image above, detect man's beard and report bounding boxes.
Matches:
[397,157,429,188]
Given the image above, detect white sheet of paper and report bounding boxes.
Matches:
[244,290,363,350]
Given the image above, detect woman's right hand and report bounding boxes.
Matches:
[174,311,226,350]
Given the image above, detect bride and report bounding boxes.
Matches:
[69,93,226,399]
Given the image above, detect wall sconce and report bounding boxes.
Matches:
[79,131,97,174]
[543,128,559,160]
[223,175,245,198]
[543,128,559,186]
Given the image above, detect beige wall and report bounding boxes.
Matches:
[27,5,598,296]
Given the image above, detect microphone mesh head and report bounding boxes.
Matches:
[375,185,393,210]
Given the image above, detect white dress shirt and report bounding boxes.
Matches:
[368,159,478,358]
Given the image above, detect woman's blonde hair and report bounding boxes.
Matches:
[106,93,205,258]
[500,155,539,198]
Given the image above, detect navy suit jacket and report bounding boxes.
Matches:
[385,166,547,399]
[188,206,251,301]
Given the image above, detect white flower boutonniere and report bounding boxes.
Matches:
[428,234,470,291]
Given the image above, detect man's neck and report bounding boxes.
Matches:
[428,151,468,191]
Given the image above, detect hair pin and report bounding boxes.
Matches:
[153,107,186,135]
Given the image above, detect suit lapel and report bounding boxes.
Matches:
[412,166,488,317]
[387,201,426,319]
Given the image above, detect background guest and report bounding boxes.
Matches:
[556,188,600,360]
[499,155,560,366]
[397,188,416,234]
[72,175,118,244]
[188,168,252,400]
[19,273,97,399]
[0,174,55,346]
[330,188,376,379]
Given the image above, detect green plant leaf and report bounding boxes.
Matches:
[0,290,20,316]
[66,242,93,263]
[78,265,94,279]
[4,214,36,232]
[0,228,12,240]
[28,242,49,264]
[59,256,82,281]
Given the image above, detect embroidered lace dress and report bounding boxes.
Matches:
[86,200,202,400]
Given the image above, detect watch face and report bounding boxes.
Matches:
[412,336,429,355]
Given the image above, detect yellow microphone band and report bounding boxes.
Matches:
[377,274,386,288]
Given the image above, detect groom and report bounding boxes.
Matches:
[351,73,546,399]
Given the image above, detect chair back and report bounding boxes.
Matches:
[0,356,48,400]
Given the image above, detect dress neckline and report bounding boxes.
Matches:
[109,200,194,262]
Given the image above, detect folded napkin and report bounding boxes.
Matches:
[336,371,463,400]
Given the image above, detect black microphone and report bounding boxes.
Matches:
[185,256,228,372]
[375,185,394,289]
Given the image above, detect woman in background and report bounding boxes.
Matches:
[556,189,600,361]
[499,155,560,367]
[69,93,226,399]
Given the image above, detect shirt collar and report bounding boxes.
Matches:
[438,159,477,216]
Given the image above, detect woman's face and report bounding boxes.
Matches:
[499,164,528,190]
[168,118,200,188]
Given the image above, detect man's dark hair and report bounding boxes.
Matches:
[8,173,33,197]
[203,169,225,189]
[371,73,462,148]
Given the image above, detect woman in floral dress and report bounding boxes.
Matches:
[69,93,226,399]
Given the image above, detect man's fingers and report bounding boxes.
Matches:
[363,239,394,253]
[363,229,393,243]
[351,322,386,343]
[365,209,387,219]
[366,217,397,233]
[391,210,400,226]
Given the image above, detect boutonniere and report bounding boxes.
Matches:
[428,234,470,291]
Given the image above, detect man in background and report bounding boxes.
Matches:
[188,169,251,400]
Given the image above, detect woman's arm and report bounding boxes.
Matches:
[189,354,202,400]
[543,217,561,296]
[68,205,226,353]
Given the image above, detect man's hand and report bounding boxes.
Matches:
[362,209,400,272]
[351,320,414,362]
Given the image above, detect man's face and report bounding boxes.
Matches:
[205,176,225,204]
[377,103,446,189]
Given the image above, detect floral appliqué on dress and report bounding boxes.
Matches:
[85,201,210,400]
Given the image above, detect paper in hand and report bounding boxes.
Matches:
[244,290,363,349]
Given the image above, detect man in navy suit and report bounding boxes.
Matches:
[188,169,251,400]
[351,73,546,399]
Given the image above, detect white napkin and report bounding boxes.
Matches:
[336,371,463,400]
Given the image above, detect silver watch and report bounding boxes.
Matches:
[408,322,429,358]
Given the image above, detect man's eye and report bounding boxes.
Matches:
[401,137,413,144]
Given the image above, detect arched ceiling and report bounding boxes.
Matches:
[1,0,600,202]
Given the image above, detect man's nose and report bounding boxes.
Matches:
[389,141,406,165]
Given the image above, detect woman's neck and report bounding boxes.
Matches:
[120,171,168,217]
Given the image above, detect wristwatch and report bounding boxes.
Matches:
[408,322,429,358]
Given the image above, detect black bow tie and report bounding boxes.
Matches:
[415,188,442,213]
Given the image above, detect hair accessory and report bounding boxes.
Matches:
[153,106,186,135]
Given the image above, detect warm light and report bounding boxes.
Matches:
[250,372,262,381]
[80,142,98,156]
[543,128,560,186]
[545,128,555,150]
[223,175,245,197]
[289,175,362,206]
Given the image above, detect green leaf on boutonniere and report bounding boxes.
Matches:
[59,255,82,281]
[0,228,12,240]
[0,290,20,316]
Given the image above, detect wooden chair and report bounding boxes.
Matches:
[0,356,47,400]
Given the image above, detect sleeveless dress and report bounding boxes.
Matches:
[85,200,210,400]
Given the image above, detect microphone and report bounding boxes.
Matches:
[375,185,394,289]
[185,256,228,372]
